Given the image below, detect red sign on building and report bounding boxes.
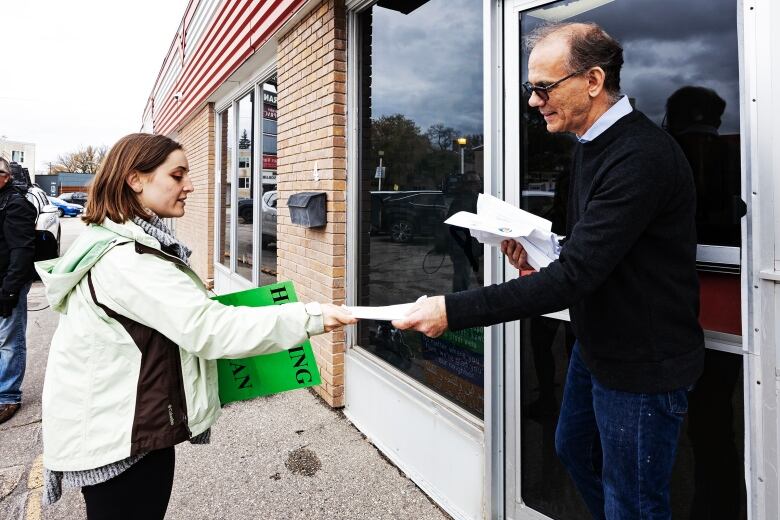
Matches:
[263,154,277,170]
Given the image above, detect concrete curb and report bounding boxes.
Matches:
[25,456,42,520]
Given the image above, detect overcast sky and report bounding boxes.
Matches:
[369,0,739,138]
[1,0,188,174]
[371,0,484,137]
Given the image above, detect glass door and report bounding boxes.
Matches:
[504,1,746,518]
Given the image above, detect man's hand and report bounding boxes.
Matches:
[0,291,19,318]
[321,303,358,332]
[501,239,533,271]
[391,295,448,338]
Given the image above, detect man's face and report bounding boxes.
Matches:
[0,165,10,190]
[527,36,591,135]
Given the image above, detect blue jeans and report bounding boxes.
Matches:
[555,342,687,519]
[0,282,31,405]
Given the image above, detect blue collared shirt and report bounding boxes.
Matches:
[576,95,633,143]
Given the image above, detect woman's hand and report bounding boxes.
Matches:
[321,304,358,332]
[501,239,533,271]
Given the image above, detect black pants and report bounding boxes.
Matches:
[81,447,175,520]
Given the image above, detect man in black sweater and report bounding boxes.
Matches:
[394,22,703,519]
[0,157,37,425]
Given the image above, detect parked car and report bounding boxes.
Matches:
[59,191,88,207]
[371,190,448,243]
[47,196,84,218]
[27,185,61,259]
[237,190,278,248]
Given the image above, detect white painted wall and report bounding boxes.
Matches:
[0,138,36,179]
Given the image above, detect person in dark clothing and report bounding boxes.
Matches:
[0,157,37,425]
[394,22,703,519]
[446,171,482,292]
[664,85,745,520]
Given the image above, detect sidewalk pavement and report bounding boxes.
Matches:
[0,281,451,520]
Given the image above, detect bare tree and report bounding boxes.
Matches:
[52,145,108,174]
[426,123,460,151]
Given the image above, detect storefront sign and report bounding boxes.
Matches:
[264,103,277,120]
[263,154,277,170]
[263,91,277,106]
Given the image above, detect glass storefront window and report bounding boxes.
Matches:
[217,77,278,287]
[218,106,233,270]
[236,91,255,281]
[260,80,278,286]
[517,1,745,518]
[357,0,485,418]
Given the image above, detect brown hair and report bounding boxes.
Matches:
[82,133,183,224]
[524,22,624,101]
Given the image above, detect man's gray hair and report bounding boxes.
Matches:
[0,157,10,174]
[524,22,624,101]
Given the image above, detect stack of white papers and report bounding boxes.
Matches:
[444,193,561,270]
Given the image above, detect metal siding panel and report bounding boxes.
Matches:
[155,0,252,132]
[156,20,251,133]
[172,0,249,101]
[152,0,308,135]
[185,0,222,60]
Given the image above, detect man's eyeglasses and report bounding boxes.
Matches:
[522,68,589,102]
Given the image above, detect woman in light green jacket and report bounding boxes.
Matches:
[37,133,356,520]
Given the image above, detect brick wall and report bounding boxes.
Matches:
[277,0,347,407]
[175,104,216,286]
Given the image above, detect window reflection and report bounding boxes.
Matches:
[518,1,745,518]
[219,107,233,269]
[358,0,485,417]
[664,86,741,247]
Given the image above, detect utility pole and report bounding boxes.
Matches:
[457,137,467,175]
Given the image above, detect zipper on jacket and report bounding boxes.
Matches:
[169,345,192,437]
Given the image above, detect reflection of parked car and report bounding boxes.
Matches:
[47,196,84,217]
[59,191,88,207]
[27,185,61,258]
[237,190,277,248]
[371,190,448,243]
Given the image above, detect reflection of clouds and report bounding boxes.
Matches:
[370,0,483,135]
[522,0,740,134]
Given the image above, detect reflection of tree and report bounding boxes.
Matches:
[427,123,459,150]
[370,114,481,189]
[371,114,428,188]
[239,129,251,150]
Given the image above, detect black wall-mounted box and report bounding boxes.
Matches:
[288,192,327,228]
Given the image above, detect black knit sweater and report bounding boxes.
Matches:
[445,110,704,393]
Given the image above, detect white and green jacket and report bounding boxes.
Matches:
[36,219,323,471]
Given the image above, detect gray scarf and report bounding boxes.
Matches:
[132,214,192,266]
